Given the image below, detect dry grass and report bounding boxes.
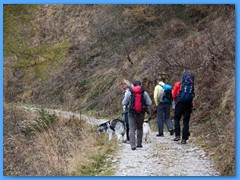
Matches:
[4,5,235,176]
[190,76,235,176]
[3,103,118,176]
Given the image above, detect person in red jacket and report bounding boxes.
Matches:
[172,81,193,144]
[172,82,181,101]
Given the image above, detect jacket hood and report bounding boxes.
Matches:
[132,86,142,93]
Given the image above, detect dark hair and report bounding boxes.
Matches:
[157,77,165,83]
[132,80,141,86]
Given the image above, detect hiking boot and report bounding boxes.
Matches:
[173,136,180,141]
[131,146,136,150]
[181,139,187,144]
[169,130,174,136]
[137,145,143,148]
[156,134,164,137]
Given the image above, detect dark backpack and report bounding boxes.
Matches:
[160,84,173,103]
[129,86,146,114]
[179,72,195,102]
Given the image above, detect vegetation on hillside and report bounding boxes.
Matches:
[3,104,118,176]
[4,4,235,175]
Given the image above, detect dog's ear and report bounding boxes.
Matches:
[106,121,111,128]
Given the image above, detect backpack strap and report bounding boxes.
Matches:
[159,84,164,88]
[141,87,147,108]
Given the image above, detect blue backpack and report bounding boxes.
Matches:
[179,72,195,102]
[160,84,173,103]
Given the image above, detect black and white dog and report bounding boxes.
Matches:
[98,119,126,142]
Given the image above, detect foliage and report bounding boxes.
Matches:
[21,109,57,137]
[4,5,69,81]
[4,4,235,175]
[4,104,117,175]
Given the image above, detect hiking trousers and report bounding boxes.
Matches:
[174,101,192,140]
[128,112,145,148]
[124,111,130,141]
[157,102,173,135]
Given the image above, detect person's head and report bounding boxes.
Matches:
[157,77,166,83]
[121,79,131,90]
[132,80,142,87]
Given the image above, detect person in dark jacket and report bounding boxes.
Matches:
[172,73,194,144]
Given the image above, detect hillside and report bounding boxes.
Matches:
[3,4,235,175]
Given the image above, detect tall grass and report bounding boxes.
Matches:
[3,103,118,176]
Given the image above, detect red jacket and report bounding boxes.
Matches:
[172,82,181,100]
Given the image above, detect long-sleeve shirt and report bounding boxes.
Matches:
[122,87,152,107]
[122,88,130,112]
[153,81,165,106]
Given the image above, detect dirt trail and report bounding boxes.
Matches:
[21,106,219,176]
[112,131,219,176]
[21,106,107,125]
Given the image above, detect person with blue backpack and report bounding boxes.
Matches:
[172,71,195,144]
[154,77,174,137]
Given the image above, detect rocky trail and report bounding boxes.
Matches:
[21,106,219,176]
[112,130,219,176]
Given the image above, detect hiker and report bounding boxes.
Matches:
[122,80,152,150]
[121,79,132,143]
[172,71,195,144]
[154,77,174,137]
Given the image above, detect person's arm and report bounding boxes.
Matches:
[122,90,130,105]
[153,86,159,106]
[145,107,151,121]
[144,91,152,106]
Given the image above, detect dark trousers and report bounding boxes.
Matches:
[128,112,145,148]
[174,102,192,140]
[157,103,173,135]
[124,112,130,140]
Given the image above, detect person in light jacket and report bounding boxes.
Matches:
[121,79,132,143]
[154,77,174,137]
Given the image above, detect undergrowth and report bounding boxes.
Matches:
[3,103,119,176]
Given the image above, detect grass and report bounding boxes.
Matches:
[3,103,119,176]
[73,150,115,176]
[3,5,235,176]
[190,111,235,176]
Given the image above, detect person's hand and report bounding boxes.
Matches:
[192,102,196,111]
[123,105,126,112]
[154,108,157,114]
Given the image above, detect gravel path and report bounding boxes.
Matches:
[112,130,219,176]
[21,106,107,125]
[20,105,219,176]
